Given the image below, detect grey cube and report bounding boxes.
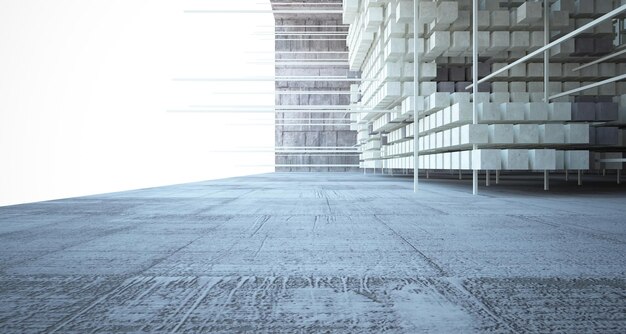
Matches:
[571,102,596,121]
[437,81,456,93]
[449,67,466,81]
[596,127,619,145]
[596,102,618,121]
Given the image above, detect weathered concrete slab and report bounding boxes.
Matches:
[1,172,625,333]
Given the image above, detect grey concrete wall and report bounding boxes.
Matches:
[271,0,358,172]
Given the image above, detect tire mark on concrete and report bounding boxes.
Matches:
[197,276,252,332]
[153,278,201,332]
[249,215,270,238]
[312,215,319,232]
[137,218,232,275]
[46,276,148,333]
[326,215,336,225]
[444,277,523,334]
[170,277,222,333]
[253,235,268,259]
[373,214,448,277]
[207,216,270,266]
[325,197,333,215]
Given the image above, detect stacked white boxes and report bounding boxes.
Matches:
[345,0,625,173]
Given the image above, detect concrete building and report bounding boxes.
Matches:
[272,0,360,172]
[1,1,626,333]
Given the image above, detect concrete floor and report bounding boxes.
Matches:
[1,172,625,333]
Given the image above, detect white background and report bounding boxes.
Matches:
[0,0,276,206]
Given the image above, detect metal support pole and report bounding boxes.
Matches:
[426,170,430,179]
[413,0,420,193]
[550,74,626,100]
[603,169,606,176]
[565,169,569,181]
[578,170,582,186]
[496,170,500,184]
[543,0,550,103]
[572,47,626,72]
[380,133,383,176]
[618,169,621,185]
[473,170,478,194]
[543,0,550,192]
[486,170,490,186]
[459,170,462,180]
[472,0,478,195]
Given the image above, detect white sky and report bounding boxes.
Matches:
[0,0,276,206]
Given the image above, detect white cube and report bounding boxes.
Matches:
[461,150,472,170]
[501,149,530,170]
[525,103,549,121]
[478,103,501,122]
[436,1,459,25]
[565,124,589,144]
[529,149,556,170]
[500,102,526,121]
[514,124,539,144]
[510,31,530,51]
[539,124,565,144]
[549,103,572,121]
[428,31,450,54]
[450,102,472,124]
[460,124,489,145]
[417,1,436,24]
[396,0,414,24]
[451,127,461,146]
[451,31,470,51]
[489,124,515,144]
[565,150,590,170]
[491,10,510,29]
[472,149,502,170]
[516,2,542,24]
[450,151,461,169]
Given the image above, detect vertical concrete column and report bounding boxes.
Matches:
[271,1,358,172]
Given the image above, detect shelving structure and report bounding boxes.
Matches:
[343,0,626,191]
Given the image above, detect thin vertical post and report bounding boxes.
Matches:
[413,0,420,192]
[578,170,582,186]
[543,0,550,191]
[486,170,490,186]
[496,170,500,184]
[543,0,550,103]
[618,169,621,185]
[472,0,478,195]
[565,169,569,181]
[380,132,383,176]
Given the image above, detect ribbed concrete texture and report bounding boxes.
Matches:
[271,0,358,172]
[1,173,626,333]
